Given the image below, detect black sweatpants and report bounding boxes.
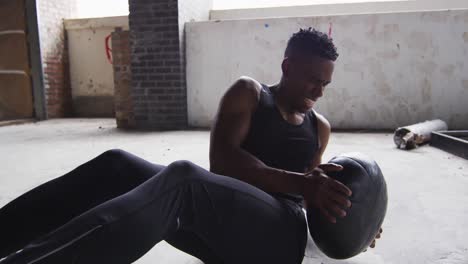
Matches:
[0,149,307,264]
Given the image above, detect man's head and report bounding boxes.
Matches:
[280,28,339,113]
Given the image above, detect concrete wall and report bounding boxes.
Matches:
[178,0,213,117]
[211,0,468,20]
[38,0,77,118]
[64,16,129,117]
[186,9,468,129]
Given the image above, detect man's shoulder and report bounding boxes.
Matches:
[232,76,262,95]
[219,76,263,113]
[223,76,263,106]
[311,110,331,130]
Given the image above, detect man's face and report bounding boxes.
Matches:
[282,55,334,113]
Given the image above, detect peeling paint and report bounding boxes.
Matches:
[364,15,379,41]
[449,113,468,127]
[343,110,354,123]
[418,60,437,76]
[421,78,432,102]
[453,13,468,23]
[379,82,392,96]
[343,62,361,72]
[431,46,440,57]
[341,37,367,54]
[463,79,468,90]
[376,49,399,59]
[254,35,273,49]
[441,64,456,76]
[383,23,399,38]
[420,11,448,23]
[408,31,432,51]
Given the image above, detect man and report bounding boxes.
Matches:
[209,27,382,258]
[211,27,349,223]
[0,28,380,264]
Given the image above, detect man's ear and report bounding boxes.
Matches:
[281,57,290,78]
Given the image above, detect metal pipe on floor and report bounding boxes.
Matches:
[393,119,448,149]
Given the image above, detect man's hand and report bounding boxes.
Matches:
[364,227,383,252]
[370,227,383,248]
[303,163,352,223]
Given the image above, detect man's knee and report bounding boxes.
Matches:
[92,149,136,173]
[97,149,129,162]
[166,160,198,175]
[163,160,206,184]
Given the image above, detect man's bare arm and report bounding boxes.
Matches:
[209,77,307,195]
[308,112,332,170]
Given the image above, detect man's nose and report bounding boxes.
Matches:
[315,85,324,98]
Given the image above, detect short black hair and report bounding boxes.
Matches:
[284,27,339,61]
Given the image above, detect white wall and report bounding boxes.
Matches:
[186,9,468,129]
[65,16,129,99]
[212,0,401,10]
[211,0,468,20]
[65,16,129,116]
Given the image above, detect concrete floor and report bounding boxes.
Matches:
[0,118,467,264]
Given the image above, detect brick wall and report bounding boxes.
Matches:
[128,0,211,130]
[37,0,76,118]
[112,28,135,129]
[128,0,183,130]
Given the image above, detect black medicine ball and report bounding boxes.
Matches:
[307,152,388,259]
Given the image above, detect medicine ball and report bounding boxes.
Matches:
[307,152,388,259]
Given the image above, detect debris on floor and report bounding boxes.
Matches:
[393,119,448,150]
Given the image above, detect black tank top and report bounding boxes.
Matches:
[241,84,320,204]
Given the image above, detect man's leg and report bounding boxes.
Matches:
[166,229,224,264]
[0,149,165,259]
[2,160,307,264]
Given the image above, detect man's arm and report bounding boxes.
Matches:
[308,112,332,170]
[209,77,307,195]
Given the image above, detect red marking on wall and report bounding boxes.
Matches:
[105,34,113,64]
